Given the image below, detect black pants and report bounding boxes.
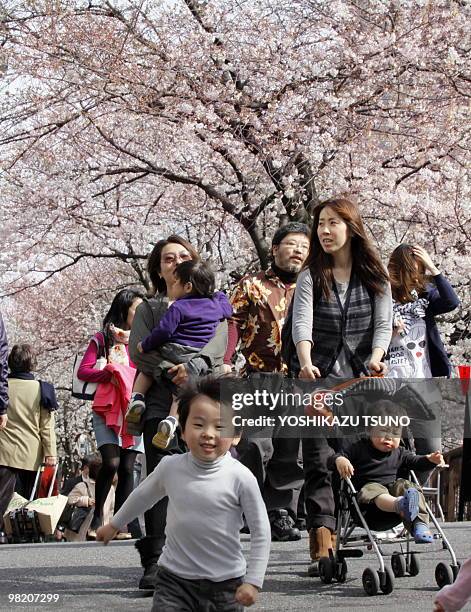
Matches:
[14,468,37,500]
[142,417,187,556]
[0,466,17,530]
[152,566,243,612]
[0,465,38,531]
[236,372,304,518]
[94,444,139,526]
[237,435,303,518]
[302,436,337,532]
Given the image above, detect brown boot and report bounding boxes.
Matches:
[308,527,333,577]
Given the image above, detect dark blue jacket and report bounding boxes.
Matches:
[0,313,8,415]
[422,274,460,377]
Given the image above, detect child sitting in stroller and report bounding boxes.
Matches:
[328,400,445,544]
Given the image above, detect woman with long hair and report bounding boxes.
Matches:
[129,235,228,590]
[386,244,459,494]
[293,197,392,379]
[291,197,393,577]
[386,244,459,378]
[77,288,144,538]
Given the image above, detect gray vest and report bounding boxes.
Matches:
[311,274,374,377]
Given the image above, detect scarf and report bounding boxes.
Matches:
[270,263,297,285]
[393,291,429,337]
[8,371,58,412]
[107,324,130,366]
[110,324,130,345]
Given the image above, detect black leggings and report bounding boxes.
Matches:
[143,418,186,553]
[94,444,138,523]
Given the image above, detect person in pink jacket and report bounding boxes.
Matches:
[434,557,471,612]
[93,362,137,450]
[77,288,143,538]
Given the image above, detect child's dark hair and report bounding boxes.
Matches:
[177,376,241,436]
[102,288,144,350]
[87,454,103,481]
[367,399,409,433]
[174,260,215,298]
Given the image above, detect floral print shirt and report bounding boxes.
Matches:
[229,268,296,374]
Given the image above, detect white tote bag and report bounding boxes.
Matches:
[72,337,107,400]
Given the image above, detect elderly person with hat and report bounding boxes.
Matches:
[224,222,310,541]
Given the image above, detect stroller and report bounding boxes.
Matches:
[317,469,459,596]
[314,377,460,595]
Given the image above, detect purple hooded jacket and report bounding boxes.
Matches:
[141,291,233,352]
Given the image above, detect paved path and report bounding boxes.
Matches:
[0,522,470,611]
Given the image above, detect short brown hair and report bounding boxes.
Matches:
[147,235,200,294]
[8,344,37,373]
[175,260,215,298]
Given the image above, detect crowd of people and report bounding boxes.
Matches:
[0,196,469,611]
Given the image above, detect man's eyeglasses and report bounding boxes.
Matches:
[161,253,192,265]
[278,240,309,252]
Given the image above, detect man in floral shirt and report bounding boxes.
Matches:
[224,222,310,541]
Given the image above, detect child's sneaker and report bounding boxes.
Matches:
[395,487,420,523]
[412,520,433,544]
[152,416,178,449]
[126,393,146,424]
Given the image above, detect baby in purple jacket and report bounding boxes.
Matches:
[125,260,232,448]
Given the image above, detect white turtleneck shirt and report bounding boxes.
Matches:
[111,451,271,588]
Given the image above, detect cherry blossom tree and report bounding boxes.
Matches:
[0,0,469,457]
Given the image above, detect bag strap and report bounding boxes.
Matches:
[81,478,92,498]
[92,333,106,360]
[281,271,320,375]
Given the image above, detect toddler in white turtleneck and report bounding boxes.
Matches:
[97,377,271,611]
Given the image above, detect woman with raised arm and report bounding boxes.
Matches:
[386,244,459,489]
[386,244,459,379]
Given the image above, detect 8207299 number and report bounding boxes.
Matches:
[8,593,60,604]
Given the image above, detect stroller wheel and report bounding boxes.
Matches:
[336,559,348,583]
[319,556,334,584]
[409,553,420,577]
[391,552,406,577]
[451,563,461,581]
[379,567,394,594]
[435,562,454,588]
[362,567,380,596]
